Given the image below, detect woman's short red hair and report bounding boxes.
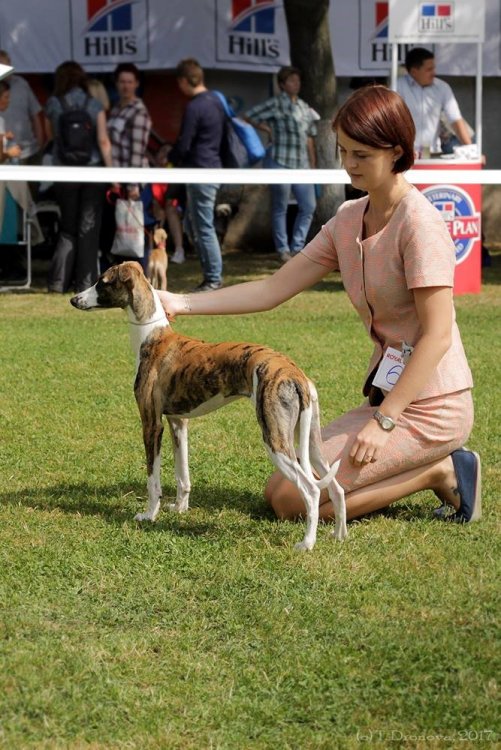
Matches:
[333,85,415,173]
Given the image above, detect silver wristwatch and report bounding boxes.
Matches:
[373,410,396,431]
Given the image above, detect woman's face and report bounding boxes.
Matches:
[0,89,10,111]
[337,127,402,193]
[116,72,139,102]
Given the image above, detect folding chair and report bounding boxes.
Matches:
[0,196,60,292]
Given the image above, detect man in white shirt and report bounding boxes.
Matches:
[397,47,472,156]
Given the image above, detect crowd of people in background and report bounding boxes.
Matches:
[0,50,485,529]
[0,47,485,292]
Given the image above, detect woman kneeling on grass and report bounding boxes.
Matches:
[158,85,481,526]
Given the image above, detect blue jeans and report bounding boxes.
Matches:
[267,158,316,255]
[185,183,222,284]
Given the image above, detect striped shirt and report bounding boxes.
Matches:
[107,98,152,168]
[245,92,317,169]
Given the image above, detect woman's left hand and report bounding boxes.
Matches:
[349,418,392,466]
[157,290,185,320]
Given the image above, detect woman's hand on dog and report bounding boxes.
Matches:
[158,291,185,320]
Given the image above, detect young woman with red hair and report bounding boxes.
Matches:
[158,85,480,527]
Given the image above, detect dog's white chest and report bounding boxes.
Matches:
[129,324,148,355]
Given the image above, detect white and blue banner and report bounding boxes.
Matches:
[330,0,500,76]
[0,0,290,73]
[0,0,500,75]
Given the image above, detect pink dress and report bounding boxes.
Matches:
[302,187,473,492]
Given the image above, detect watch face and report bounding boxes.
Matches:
[381,417,393,430]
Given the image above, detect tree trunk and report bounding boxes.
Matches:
[223,1,344,250]
[283,0,335,118]
[284,0,344,230]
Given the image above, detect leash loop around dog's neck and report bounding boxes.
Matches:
[128,316,168,327]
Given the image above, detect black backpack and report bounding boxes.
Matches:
[57,95,94,165]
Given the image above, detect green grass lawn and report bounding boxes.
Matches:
[0,251,499,749]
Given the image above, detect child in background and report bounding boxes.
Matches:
[152,143,186,264]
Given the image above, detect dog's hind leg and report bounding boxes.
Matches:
[158,266,167,291]
[307,384,347,541]
[135,409,164,522]
[310,443,346,541]
[267,447,321,551]
[255,372,320,551]
[166,417,191,513]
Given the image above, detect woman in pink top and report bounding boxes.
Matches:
[159,85,480,527]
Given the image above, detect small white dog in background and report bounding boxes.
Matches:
[146,227,168,291]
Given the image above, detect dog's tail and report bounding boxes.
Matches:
[297,402,341,490]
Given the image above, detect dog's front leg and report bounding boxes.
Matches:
[167,417,191,513]
[135,415,164,522]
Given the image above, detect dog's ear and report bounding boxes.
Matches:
[129,260,145,275]
[118,263,134,286]
[118,261,143,286]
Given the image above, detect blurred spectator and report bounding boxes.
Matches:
[0,50,44,165]
[168,58,226,290]
[0,80,22,163]
[107,63,151,169]
[105,63,152,271]
[245,66,317,263]
[397,47,472,156]
[152,142,186,264]
[44,60,112,292]
[88,78,110,113]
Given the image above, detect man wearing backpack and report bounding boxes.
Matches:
[44,61,112,293]
[168,58,226,291]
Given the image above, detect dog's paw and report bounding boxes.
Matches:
[330,525,348,542]
[294,540,314,552]
[134,512,156,522]
[168,502,189,513]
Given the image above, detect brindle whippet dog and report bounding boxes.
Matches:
[70,261,346,550]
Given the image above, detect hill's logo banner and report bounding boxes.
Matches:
[216,0,289,67]
[423,185,480,264]
[388,0,483,43]
[359,1,412,71]
[70,0,150,65]
[419,3,454,33]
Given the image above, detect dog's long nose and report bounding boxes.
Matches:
[70,295,80,308]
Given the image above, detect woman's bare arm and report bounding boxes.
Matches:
[158,252,332,318]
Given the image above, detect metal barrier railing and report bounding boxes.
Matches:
[1,165,500,185]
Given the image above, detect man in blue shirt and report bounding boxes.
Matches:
[169,58,225,291]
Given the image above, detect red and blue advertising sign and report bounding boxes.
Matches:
[415,163,482,294]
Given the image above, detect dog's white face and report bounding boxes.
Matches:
[70,262,145,311]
